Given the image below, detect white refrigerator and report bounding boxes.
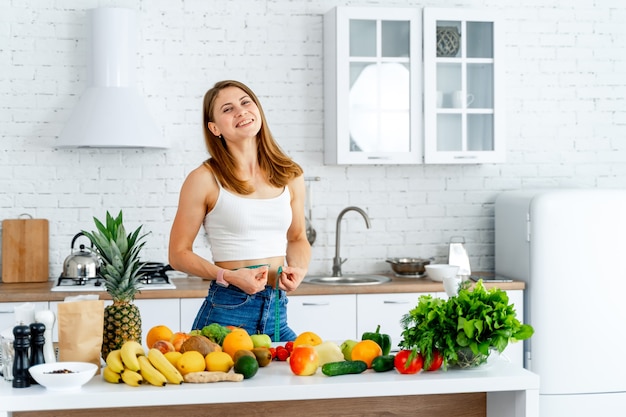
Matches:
[495,189,626,416]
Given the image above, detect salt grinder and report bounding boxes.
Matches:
[35,310,56,363]
[12,325,30,388]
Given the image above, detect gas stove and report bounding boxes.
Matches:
[51,262,179,292]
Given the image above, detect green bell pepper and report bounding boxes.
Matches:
[362,324,391,356]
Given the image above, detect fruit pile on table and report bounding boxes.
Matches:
[102,323,443,387]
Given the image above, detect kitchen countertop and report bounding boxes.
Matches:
[0,274,525,303]
[0,359,539,417]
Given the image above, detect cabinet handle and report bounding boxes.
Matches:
[0,310,15,314]
[453,155,478,159]
[301,302,330,306]
[367,156,391,160]
[383,301,410,304]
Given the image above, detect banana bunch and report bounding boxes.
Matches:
[103,341,184,387]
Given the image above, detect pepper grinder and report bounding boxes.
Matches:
[12,325,30,388]
[35,310,56,363]
[29,322,46,384]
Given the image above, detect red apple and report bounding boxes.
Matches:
[288,346,319,376]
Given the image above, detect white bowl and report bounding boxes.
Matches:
[29,361,97,391]
[425,264,459,282]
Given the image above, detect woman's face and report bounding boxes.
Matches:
[208,86,262,142]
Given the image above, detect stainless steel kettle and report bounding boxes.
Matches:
[62,232,100,279]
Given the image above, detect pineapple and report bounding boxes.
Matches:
[82,211,148,359]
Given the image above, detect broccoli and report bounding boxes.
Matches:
[200,323,231,345]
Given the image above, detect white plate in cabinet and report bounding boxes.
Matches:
[356,293,433,351]
[324,6,423,165]
[288,294,357,341]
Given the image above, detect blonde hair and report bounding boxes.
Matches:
[202,80,303,195]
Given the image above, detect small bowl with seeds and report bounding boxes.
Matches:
[29,361,98,391]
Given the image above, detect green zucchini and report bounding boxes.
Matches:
[371,355,395,372]
[321,360,368,377]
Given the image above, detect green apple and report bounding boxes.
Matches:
[340,339,358,361]
[251,333,272,348]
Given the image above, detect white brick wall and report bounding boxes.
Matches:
[2,0,626,279]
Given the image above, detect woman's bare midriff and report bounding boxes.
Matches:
[215,256,285,287]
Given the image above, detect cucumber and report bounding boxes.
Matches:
[371,355,395,372]
[321,360,368,377]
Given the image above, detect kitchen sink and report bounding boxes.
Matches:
[304,275,391,286]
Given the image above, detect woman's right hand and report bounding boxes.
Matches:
[223,266,269,294]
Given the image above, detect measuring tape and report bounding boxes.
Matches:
[273,266,282,342]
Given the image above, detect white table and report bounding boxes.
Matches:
[0,358,539,417]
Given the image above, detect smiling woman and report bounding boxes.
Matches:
[168,80,311,341]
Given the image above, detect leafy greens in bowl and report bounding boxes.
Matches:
[399,280,534,370]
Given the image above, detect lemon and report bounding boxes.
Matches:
[205,351,234,372]
[176,351,206,375]
[164,351,182,367]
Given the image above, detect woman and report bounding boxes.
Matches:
[168,80,310,341]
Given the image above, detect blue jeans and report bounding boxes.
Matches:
[191,281,297,342]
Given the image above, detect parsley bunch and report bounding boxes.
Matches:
[399,280,534,370]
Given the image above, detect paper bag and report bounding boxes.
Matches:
[57,300,104,373]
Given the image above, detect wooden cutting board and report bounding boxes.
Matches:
[2,217,49,283]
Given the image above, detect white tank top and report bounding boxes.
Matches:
[203,182,292,262]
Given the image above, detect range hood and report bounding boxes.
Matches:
[58,8,168,148]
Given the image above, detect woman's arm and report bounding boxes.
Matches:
[279,174,311,291]
[168,166,220,279]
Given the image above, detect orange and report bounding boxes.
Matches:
[176,351,206,375]
[293,331,322,347]
[146,325,174,350]
[351,340,383,368]
[170,332,191,352]
[222,328,254,359]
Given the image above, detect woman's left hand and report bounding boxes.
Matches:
[277,266,307,292]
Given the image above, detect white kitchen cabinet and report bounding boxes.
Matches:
[287,294,357,341]
[133,299,180,348]
[356,292,436,351]
[423,8,505,164]
[48,299,180,347]
[179,297,205,332]
[324,6,423,165]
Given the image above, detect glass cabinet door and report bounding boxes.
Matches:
[324,7,422,165]
[424,8,504,164]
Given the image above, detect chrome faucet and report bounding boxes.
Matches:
[332,206,371,277]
